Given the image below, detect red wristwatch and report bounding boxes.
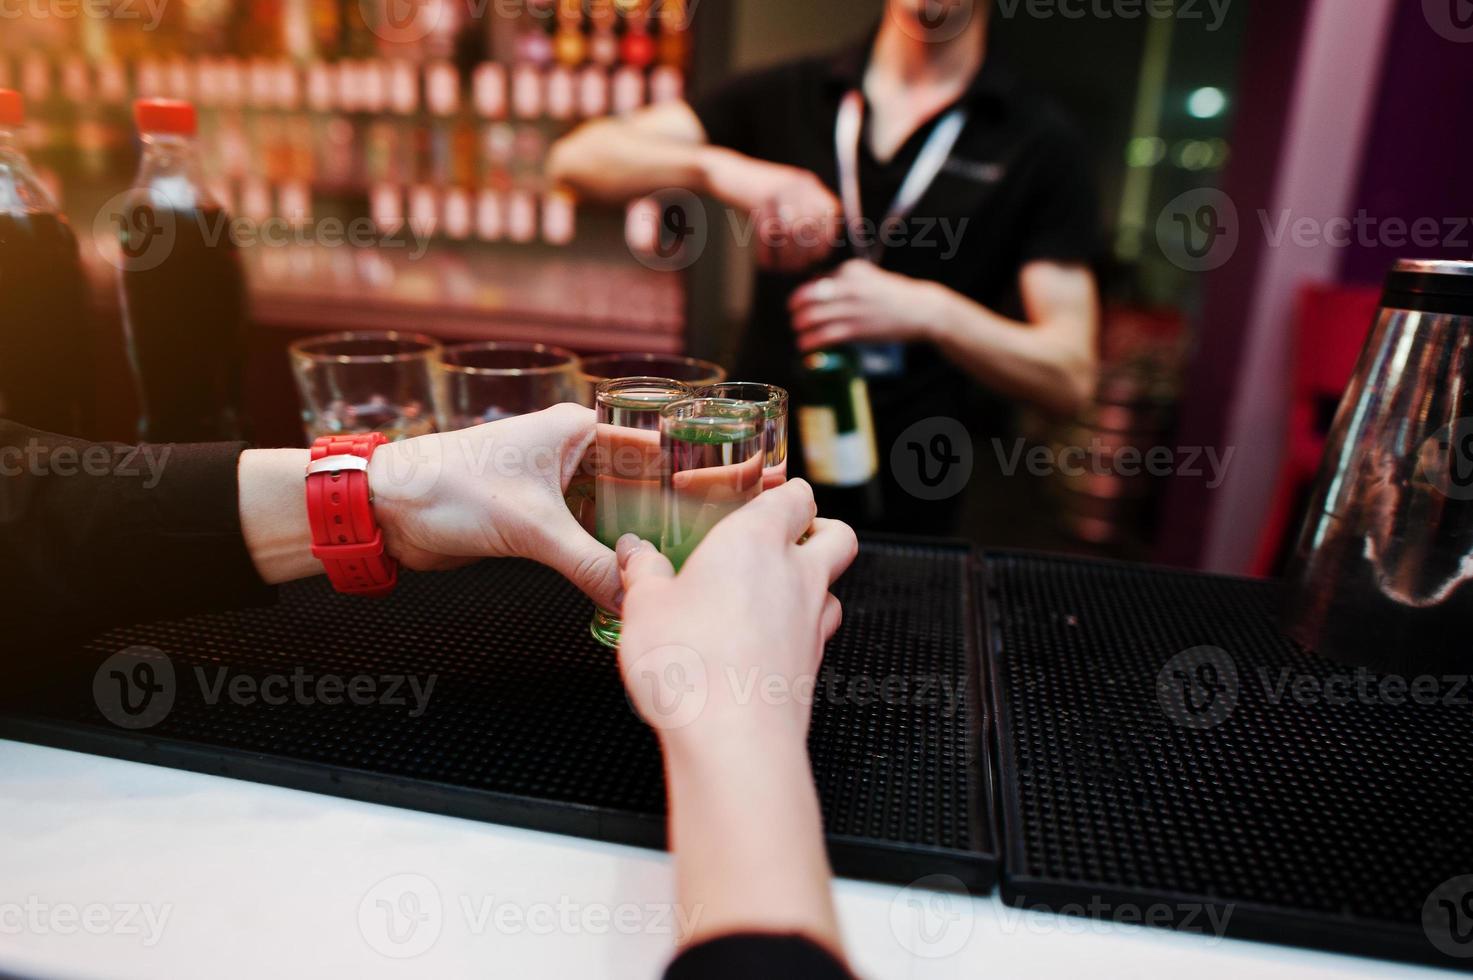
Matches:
[305,432,399,598]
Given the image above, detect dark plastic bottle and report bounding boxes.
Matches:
[0,89,95,436]
[117,99,249,443]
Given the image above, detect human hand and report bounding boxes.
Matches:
[614,479,858,750]
[704,151,842,273]
[367,404,621,609]
[788,258,947,351]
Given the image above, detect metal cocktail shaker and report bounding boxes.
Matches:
[1283,260,1473,674]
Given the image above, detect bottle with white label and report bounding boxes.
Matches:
[796,348,883,525]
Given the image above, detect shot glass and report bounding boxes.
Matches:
[590,376,694,647]
[660,398,765,570]
[578,353,725,406]
[289,331,443,443]
[696,382,789,490]
[439,342,580,429]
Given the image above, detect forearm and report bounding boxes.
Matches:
[549,121,721,203]
[662,729,842,955]
[925,284,1098,419]
[0,422,275,637]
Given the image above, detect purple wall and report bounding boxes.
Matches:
[1155,0,1314,568]
[1337,3,1473,285]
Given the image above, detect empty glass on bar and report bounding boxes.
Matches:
[591,377,694,647]
[660,398,765,571]
[289,331,443,443]
[440,342,579,430]
[696,382,789,490]
[578,353,725,406]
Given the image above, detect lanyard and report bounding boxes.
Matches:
[834,89,968,264]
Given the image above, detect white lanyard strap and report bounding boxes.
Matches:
[834,89,968,263]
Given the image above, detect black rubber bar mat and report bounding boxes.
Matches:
[985,551,1473,970]
[0,537,996,889]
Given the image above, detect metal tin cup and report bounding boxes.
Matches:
[1283,259,1473,674]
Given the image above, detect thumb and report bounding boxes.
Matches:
[617,535,675,593]
[532,507,622,611]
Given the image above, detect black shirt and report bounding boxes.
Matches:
[693,33,1098,535]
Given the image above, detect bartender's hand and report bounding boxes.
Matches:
[613,478,857,954]
[704,151,842,273]
[239,405,621,610]
[788,259,946,351]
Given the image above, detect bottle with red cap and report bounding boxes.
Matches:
[0,88,95,436]
[117,98,249,442]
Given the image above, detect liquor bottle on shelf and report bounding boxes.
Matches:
[553,0,588,68]
[795,348,883,526]
[578,63,610,118]
[117,99,250,443]
[0,89,95,438]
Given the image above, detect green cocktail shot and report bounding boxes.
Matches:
[591,377,694,647]
[660,399,765,571]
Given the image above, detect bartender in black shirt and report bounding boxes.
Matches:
[551,0,1101,535]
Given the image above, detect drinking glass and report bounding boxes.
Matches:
[591,377,694,647]
[439,342,580,429]
[577,353,725,406]
[660,398,765,570]
[696,382,789,490]
[289,331,443,443]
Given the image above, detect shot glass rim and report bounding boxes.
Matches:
[579,352,726,386]
[289,330,443,366]
[694,381,790,416]
[595,376,695,410]
[440,341,580,378]
[659,396,766,427]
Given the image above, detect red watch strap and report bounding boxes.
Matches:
[306,432,399,597]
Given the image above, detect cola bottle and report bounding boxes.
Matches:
[0,89,94,436]
[117,99,249,443]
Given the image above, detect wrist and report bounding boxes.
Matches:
[238,448,318,585]
[917,279,958,346]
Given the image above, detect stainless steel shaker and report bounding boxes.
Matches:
[1283,259,1473,674]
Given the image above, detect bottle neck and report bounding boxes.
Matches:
[135,132,213,212]
[0,127,59,216]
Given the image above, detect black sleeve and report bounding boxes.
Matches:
[691,60,812,162]
[0,421,276,642]
[664,934,853,980]
[1015,119,1101,267]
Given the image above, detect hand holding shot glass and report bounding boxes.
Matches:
[590,379,768,647]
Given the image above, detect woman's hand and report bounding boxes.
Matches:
[788,258,947,351]
[615,479,857,748]
[613,479,858,954]
[366,404,621,609]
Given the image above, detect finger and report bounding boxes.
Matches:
[616,532,649,567]
[797,517,859,587]
[820,592,843,642]
[536,508,623,610]
[791,301,865,332]
[741,478,818,543]
[621,538,675,589]
[796,323,863,352]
